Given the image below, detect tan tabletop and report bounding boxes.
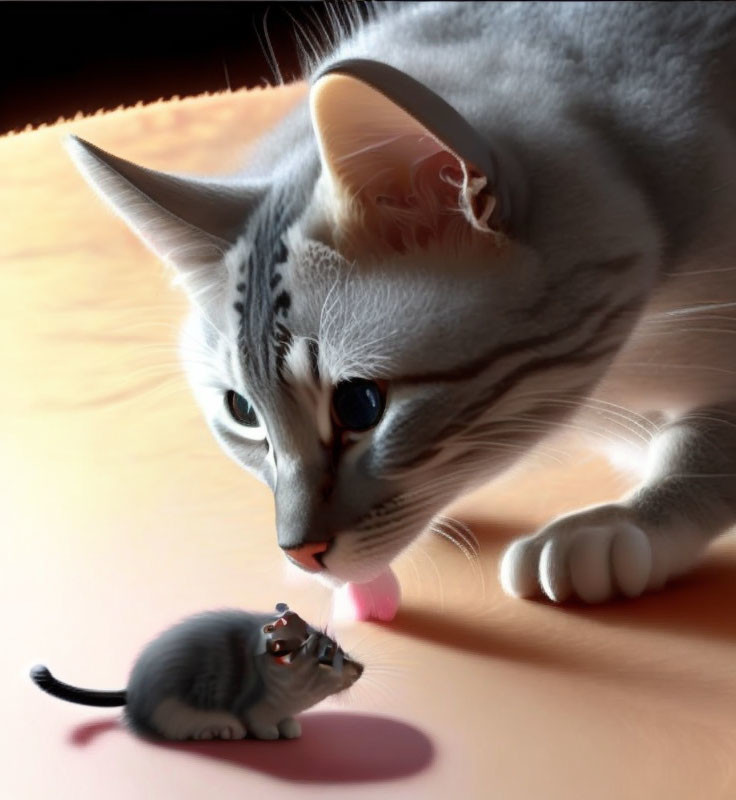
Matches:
[3,84,736,800]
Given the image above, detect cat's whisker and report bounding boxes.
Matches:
[641,325,736,339]
[428,521,475,565]
[659,301,736,317]
[436,515,481,557]
[666,265,736,277]
[685,411,736,431]
[641,313,736,326]
[490,416,637,451]
[452,438,568,466]
[396,550,426,602]
[526,398,657,442]
[620,362,736,376]
[431,517,488,599]
[411,544,446,613]
[395,467,485,503]
[430,517,479,562]
[659,471,736,481]
[486,391,660,455]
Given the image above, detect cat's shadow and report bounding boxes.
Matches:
[461,513,736,642]
[70,712,434,784]
[386,514,736,687]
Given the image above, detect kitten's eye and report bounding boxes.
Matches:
[332,380,385,432]
[225,390,260,428]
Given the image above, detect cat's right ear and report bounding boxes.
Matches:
[310,59,526,256]
[66,136,263,309]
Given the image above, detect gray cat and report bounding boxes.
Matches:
[66,2,736,605]
[31,604,362,740]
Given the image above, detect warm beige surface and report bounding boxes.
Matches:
[3,85,736,800]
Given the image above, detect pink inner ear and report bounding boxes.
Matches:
[313,73,497,258]
[333,123,477,254]
[357,138,468,252]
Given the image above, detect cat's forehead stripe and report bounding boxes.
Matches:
[238,186,303,382]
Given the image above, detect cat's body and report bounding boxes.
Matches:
[31,605,362,740]
[68,2,736,606]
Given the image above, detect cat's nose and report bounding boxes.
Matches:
[283,541,329,572]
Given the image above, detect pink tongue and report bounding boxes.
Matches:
[332,568,401,622]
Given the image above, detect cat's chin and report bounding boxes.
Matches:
[320,560,390,585]
[311,570,347,590]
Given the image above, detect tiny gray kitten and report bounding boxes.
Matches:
[66,3,736,606]
[31,604,363,740]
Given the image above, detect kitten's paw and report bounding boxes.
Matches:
[150,698,246,741]
[278,718,302,739]
[499,505,705,603]
[248,723,280,741]
[193,720,246,741]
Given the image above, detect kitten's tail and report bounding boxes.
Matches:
[30,665,127,707]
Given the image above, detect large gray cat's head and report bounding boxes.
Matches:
[68,61,657,586]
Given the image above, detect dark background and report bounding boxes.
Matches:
[1,2,362,134]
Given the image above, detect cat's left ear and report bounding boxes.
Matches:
[310,59,524,254]
[66,136,263,309]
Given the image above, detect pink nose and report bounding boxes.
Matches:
[284,542,329,572]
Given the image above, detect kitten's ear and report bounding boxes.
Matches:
[66,136,263,306]
[310,59,523,254]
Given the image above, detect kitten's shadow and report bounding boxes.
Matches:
[70,712,434,783]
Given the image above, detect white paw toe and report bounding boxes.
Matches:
[499,538,543,598]
[611,523,652,597]
[538,535,573,602]
[567,527,615,603]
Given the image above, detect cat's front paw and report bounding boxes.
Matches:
[499,504,705,603]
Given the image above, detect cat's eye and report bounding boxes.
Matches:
[225,390,260,428]
[331,380,386,432]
